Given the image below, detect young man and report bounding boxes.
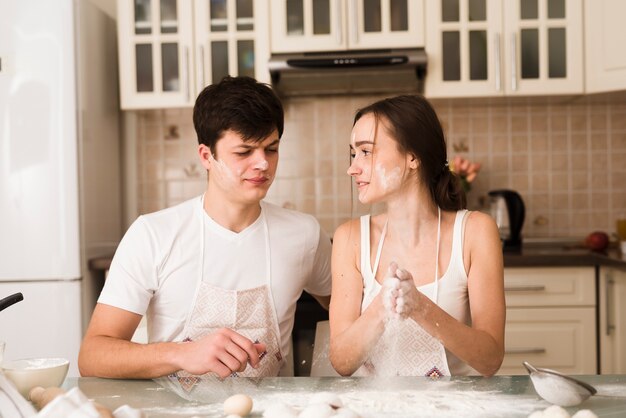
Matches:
[78,76,331,379]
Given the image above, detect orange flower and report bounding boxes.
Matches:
[450,156,482,192]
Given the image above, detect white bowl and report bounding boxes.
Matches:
[2,357,69,398]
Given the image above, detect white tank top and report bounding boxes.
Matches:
[359,210,474,375]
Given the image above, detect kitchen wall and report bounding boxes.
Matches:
[128,92,626,239]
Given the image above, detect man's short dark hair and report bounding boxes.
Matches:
[193,76,284,154]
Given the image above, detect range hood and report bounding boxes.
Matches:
[268,48,427,97]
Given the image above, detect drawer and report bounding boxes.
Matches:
[504,267,595,307]
[499,307,597,375]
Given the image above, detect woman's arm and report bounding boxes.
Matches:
[328,220,388,376]
[400,211,505,376]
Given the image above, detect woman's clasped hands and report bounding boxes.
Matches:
[382,262,421,320]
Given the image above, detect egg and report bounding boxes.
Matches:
[542,405,571,418]
[572,410,598,418]
[334,407,361,418]
[298,403,334,418]
[223,394,253,416]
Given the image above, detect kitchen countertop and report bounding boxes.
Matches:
[65,375,626,417]
[90,246,626,273]
[503,246,626,268]
[88,256,113,271]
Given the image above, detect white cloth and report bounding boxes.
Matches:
[359,210,474,375]
[99,196,332,370]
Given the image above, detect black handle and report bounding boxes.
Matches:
[286,55,408,68]
[0,292,24,312]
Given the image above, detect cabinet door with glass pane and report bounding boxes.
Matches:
[503,0,583,95]
[425,0,503,98]
[118,0,194,109]
[270,0,347,52]
[195,0,270,89]
[425,0,582,98]
[349,0,424,49]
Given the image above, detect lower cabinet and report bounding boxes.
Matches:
[499,267,597,375]
[501,307,596,375]
[599,267,626,374]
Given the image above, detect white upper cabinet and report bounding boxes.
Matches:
[117,0,194,108]
[584,0,626,93]
[425,0,583,98]
[194,0,270,92]
[117,0,269,109]
[270,0,425,53]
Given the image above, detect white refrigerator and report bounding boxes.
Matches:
[0,0,122,377]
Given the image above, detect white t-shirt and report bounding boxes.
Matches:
[99,196,332,365]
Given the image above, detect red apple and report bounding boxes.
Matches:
[585,231,609,251]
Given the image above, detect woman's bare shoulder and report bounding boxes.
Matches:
[464,210,500,242]
[465,210,497,227]
[333,218,361,246]
[463,210,503,261]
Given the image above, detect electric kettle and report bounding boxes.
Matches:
[488,189,525,250]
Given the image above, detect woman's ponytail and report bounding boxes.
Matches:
[431,168,466,211]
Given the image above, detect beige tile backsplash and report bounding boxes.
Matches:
[132,94,626,240]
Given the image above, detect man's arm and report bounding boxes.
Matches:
[302,225,333,311]
[78,303,266,379]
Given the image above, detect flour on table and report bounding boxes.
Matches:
[308,392,343,408]
[527,405,599,418]
[251,385,545,417]
[152,375,555,417]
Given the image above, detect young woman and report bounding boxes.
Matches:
[329,95,505,377]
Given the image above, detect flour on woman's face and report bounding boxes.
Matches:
[375,163,402,192]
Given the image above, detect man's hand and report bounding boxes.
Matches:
[178,328,266,378]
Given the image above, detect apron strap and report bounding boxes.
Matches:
[433,207,442,304]
[372,219,388,277]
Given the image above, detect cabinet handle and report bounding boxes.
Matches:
[504,285,546,292]
[335,0,342,45]
[510,33,517,91]
[198,45,205,91]
[351,0,358,44]
[494,33,501,91]
[606,276,616,336]
[184,46,190,102]
[505,347,546,355]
